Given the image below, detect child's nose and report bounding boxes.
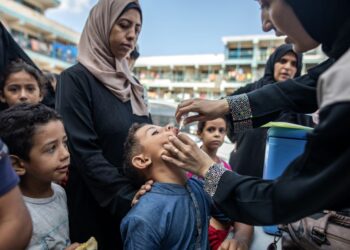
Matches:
[165,124,178,135]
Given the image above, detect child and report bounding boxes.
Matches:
[120,123,253,250]
[195,118,253,250]
[0,59,44,109]
[0,103,79,250]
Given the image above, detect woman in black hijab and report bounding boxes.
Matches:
[228,44,313,177]
[163,0,350,225]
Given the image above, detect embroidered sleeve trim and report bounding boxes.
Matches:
[204,163,228,197]
[226,94,252,120]
[225,94,253,133]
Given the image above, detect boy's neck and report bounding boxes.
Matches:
[20,178,53,198]
[147,161,187,186]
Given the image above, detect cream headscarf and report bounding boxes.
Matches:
[78,0,148,116]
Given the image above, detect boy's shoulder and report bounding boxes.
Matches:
[124,182,190,220]
[52,183,67,200]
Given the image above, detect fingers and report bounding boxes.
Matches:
[177,132,198,146]
[161,154,188,170]
[184,114,207,124]
[131,180,154,207]
[163,143,184,160]
[175,99,196,122]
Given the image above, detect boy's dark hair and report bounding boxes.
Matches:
[0,59,45,93]
[0,103,62,161]
[123,123,147,186]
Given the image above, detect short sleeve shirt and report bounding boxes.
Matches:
[0,139,19,196]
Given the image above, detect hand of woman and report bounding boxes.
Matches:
[218,239,248,250]
[131,180,154,207]
[161,133,214,177]
[175,98,230,125]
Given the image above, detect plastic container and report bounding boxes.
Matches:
[262,127,309,235]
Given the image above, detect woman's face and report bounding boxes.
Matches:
[259,0,320,53]
[109,9,141,60]
[273,52,298,81]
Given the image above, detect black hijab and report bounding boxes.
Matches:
[0,22,38,75]
[261,44,302,85]
[285,0,350,59]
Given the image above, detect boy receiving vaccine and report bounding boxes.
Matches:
[121,123,252,250]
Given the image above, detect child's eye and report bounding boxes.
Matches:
[7,86,19,92]
[152,130,159,136]
[219,128,226,134]
[207,127,215,133]
[26,86,36,92]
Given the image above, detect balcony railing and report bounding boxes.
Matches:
[12,33,77,64]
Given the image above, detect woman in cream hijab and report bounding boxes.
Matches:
[56,0,151,249]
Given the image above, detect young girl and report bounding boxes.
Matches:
[0,59,44,109]
[191,118,252,250]
[188,118,231,180]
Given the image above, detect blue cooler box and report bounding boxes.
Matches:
[262,127,309,235]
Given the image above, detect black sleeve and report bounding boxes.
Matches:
[56,70,137,217]
[230,82,259,96]
[213,102,350,225]
[249,59,334,127]
[225,59,334,134]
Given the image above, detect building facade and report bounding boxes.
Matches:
[0,0,79,73]
[0,3,326,100]
[134,35,326,100]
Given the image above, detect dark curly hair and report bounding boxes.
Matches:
[0,103,62,161]
[0,59,45,93]
[123,123,147,187]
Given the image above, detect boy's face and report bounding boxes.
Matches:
[0,70,43,107]
[24,120,70,183]
[135,124,178,161]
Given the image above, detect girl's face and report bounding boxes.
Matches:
[109,9,141,60]
[198,118,227,153]
[0,70,42,107]
[259,0,320,53]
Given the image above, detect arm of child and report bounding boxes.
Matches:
[121,216,162,250]
[0,186,32,249]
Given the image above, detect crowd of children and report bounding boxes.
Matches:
[0,56,252,249]
[2,0,350,249]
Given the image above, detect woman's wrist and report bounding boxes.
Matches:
[203,163,228,197]
[199,161,215,178]
[219,98,230,115]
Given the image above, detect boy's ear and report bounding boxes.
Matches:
[9,155,26,176]
[132,154,152,170]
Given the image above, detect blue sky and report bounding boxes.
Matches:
[46,0,267,56]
